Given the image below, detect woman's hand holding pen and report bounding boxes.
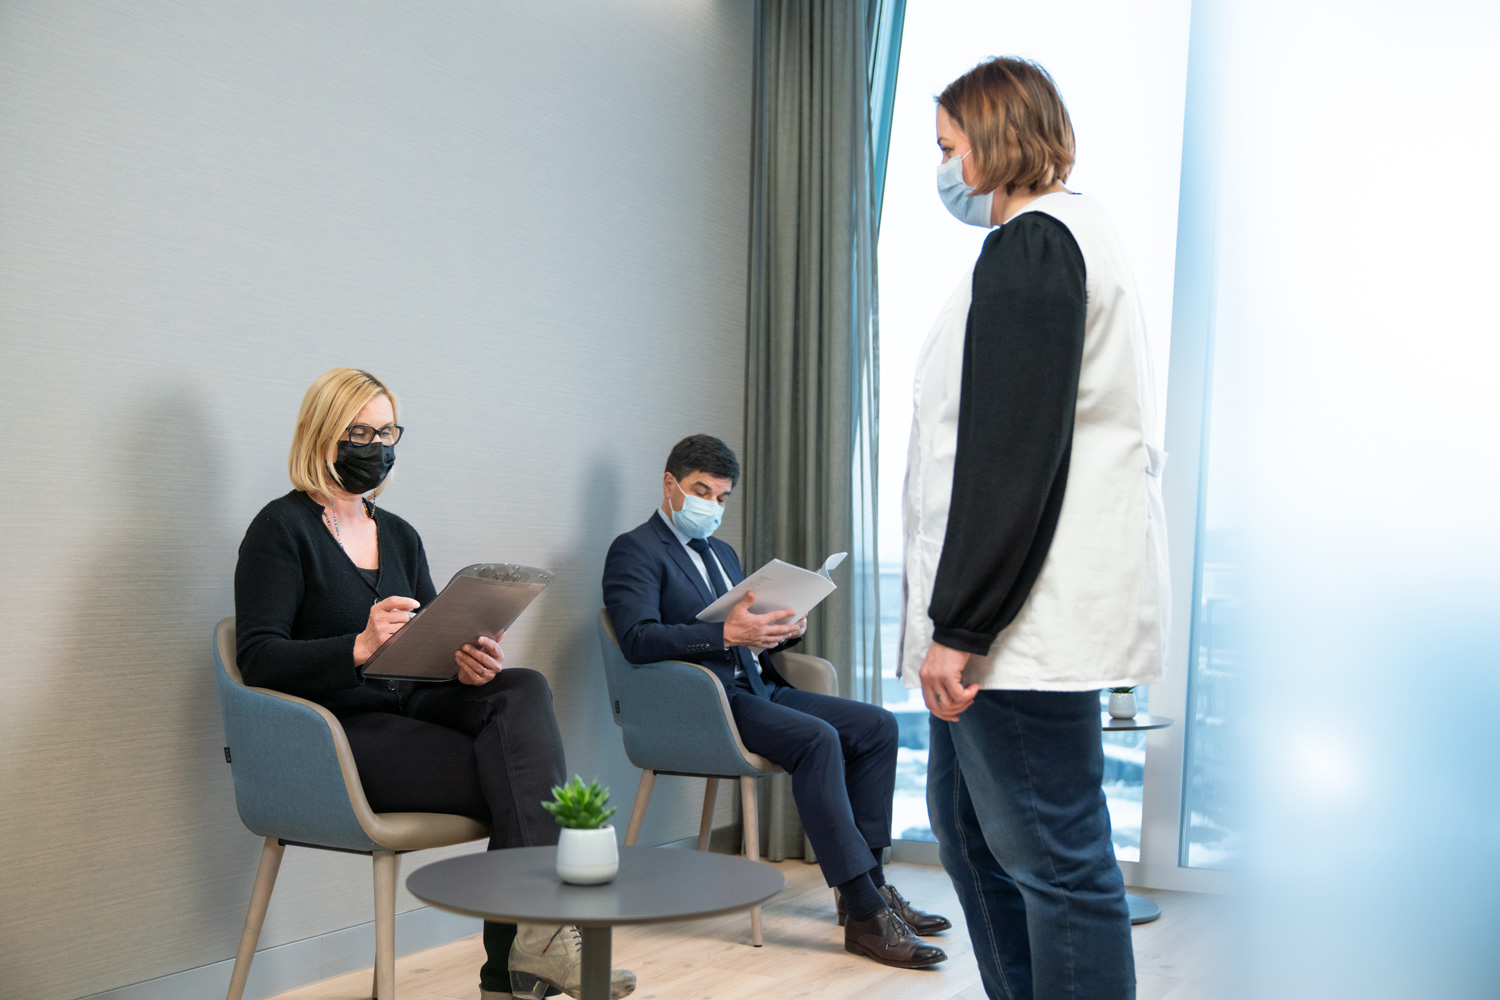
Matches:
[353,595,421,666]
[456,632,505,686]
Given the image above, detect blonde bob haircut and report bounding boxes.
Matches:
[288,367,399,499]
[938,56,1075,197]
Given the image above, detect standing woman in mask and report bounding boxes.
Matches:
[233,368,636,1000]
[901,58,1169,999]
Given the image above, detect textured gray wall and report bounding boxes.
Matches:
[0,2,754,997]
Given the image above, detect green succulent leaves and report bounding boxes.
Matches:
[541,775,618,830]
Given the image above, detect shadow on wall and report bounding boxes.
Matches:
[541,451,626,765]
[0,386,248,997]
[534,448,713,847]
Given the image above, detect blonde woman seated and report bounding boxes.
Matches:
[234,367,634,1000]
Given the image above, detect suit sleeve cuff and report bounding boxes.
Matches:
[932,626,994,656]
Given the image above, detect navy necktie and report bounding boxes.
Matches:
[687,537,767,696]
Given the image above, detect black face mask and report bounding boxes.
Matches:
[332,440,396,495]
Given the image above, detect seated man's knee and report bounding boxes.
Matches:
[780,717,841,771]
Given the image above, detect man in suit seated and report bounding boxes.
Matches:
[602,434,950,969]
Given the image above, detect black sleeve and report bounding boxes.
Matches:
[928,212,1087,654]
[411,529,439,607]
[234,510,362,696]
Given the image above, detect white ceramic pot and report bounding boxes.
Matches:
[555,825,619,885]
[1108,690,1138,719]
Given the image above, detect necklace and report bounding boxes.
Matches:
[322,500,343,548]
[317,494,374,552]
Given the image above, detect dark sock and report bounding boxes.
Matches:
[839,872,887,923]
[480,920,516,992]
[869,852,887,889]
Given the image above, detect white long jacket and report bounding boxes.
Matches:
[899,192,1170,692]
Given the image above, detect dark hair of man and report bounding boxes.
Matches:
[665,434,740,486]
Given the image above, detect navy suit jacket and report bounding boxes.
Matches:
[603,513,791,691]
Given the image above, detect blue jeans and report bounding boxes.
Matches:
[928,690,1134,1000]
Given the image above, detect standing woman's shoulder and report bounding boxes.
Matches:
[973,210,1086,305]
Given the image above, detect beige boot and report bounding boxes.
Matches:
[508,923,637,999]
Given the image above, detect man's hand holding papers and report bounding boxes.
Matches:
[724,591,806,649]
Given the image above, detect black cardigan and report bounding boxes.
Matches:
[927,211,1088,655]
[234,490,439,716]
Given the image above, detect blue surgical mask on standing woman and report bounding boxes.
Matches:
[936,151,995,228]
[671,479,723,539]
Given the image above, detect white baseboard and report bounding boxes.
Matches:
[83,835,740,1000]
[78,907,482,1000]
[1118,859,1236,895]
[888,838,1235,896]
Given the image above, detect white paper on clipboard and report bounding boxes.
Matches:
[361,563,552,681]
[694,552,847,623]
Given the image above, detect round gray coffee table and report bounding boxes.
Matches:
[407,845,785,1000]
[1101,713,1174,924]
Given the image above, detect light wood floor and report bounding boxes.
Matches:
[265,860,1229,1000]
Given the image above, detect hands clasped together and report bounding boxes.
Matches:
[353,594,505,686]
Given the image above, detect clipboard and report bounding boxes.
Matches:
[694,552,847,623]
[361,563,553,681]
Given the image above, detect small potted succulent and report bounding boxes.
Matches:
[1107,686,1138,720]
[543,776,619,884]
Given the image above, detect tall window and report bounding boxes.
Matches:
[874,0,1192,850]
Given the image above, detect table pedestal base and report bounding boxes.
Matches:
[1127,892,1160,925]
[579,925,612,1000]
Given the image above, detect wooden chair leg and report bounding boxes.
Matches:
[697,778,719,851]
[226,837,285,1000]
[623,769,656,846]
[739,775,762,947]
[373,850,398,1000]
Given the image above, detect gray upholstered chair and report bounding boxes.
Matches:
[595,609,836,946]
[214,617,489,1000]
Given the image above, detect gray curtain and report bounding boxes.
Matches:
[744,0,902,862]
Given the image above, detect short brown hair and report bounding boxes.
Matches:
[938,57,1075,196]
[288,368,399,498]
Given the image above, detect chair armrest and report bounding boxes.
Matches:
[215,619,488,852]
[610,657,778,777]
[770,650,838,697]
[215,668,383,851]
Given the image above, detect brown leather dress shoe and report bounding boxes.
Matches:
[836,884,954,935]
[843,907,947,969]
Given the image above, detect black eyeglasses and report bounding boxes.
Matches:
[344,423,404,446]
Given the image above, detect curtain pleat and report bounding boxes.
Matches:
[744,0,893,862]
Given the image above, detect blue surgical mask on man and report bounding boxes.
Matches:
[936,150,995,228]
[671,478,724,539]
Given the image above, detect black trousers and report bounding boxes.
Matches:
[341,667,566,848]
[340,667,567,990]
